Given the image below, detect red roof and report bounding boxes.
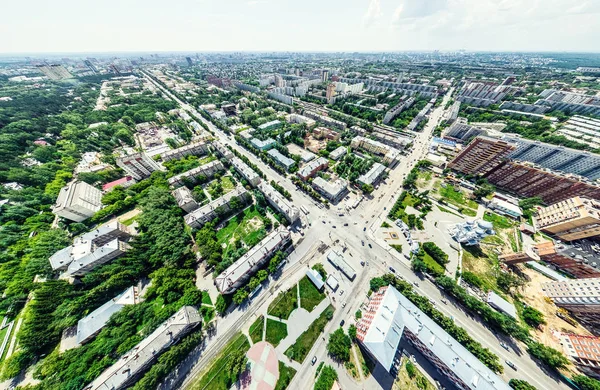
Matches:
[102,176,133,191]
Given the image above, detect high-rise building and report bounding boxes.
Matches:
[321,69,329,82]
[484,161,600,204]
[53,181,103,222]
[534,197,600,241]
[543,278,600,333]
[274,74,285,88]
[448,136,516,176]
[560,333,600,379]
[36,64,73,80]
[116,152,164,180]
[185,56,193,66]
[532,241,600,279]
[326,83,336,104]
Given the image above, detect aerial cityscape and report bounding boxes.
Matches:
[1,2,600,390]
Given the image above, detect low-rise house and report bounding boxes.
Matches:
[184,186,250,229]
[267,149,295,171]
[167,160,224,188]
[54,181,103,222]
[358,163,386,187]
[297,157,328,180]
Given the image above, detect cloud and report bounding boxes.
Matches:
[392,0,448,20]
[247,0,267,5]
[363,0,382,27]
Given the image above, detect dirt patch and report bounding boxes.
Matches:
[519,266,592,349]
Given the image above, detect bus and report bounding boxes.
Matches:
[300,205,309,215]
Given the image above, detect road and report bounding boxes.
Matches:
[142,71,570,390]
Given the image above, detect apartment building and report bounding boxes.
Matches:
[285,113,316,128]
[447,100,461,123]
[257,120,282,131]
[535,197,600,241]
[167,160,225,188]
[215,227,291,294]
[116,151,164,180]
[560,333,600,379]
[350,136,400,165]
[297,157,329,180]
[329,146,347,161]
[358,163,386,187]
[383,97,415,125]
[536,89,600,117]
[267,149,295,171]
[484,161,600,204]
[231,157,261,186]
[505,136,600,181]
[212,141,234,160]
[303,111,347,131]
[172,186,199,213]
[543,278,600,332]
[53,181,103,222]
[160,141,208,162]
[448,136,516,176]
[356,286,511,390]
[312,177,348,204]
[183,186,250,229]
[76,286,140,345]
[312,127,340,141]
[256,181,299,223]
[84,306,201,390]
[250,138,276,151]
[533,241,600,279]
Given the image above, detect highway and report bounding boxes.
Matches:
[142,71,570,390]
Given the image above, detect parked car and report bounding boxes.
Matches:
[361,240,365,246]
[340,320,345,326]
[389,267,396,273]
[342,302,347,308]
[363,227,366,231]
[368,243,372,248]
[506,360,517,370]
[339,290,344,296]
[311,356,318,365]
[360,261,365,266]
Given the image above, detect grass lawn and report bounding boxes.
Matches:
[201,292,213,306]
[285,305,334,363]
[484,211,515,230]
[198,154,217,166]
[437,205,461,217]
[268,287,298,320]
[120,215,138,226]
[299,276,326,312]
[390,244,403,254]
[217,206,266,255]
[438,185,478,210]
[221,175,236,192]
[274,361,297,390]
[461,246,501,293]
[459,207,477,217]
[422,252,445,274]
[249,316,264,344]
[265,319,288,347]
[0,326,8,363]
[189,332,250,390]
[394,357,437,390]
[201,306,215,323]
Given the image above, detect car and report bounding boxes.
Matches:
[360,261,365,266]
[368,243,372,248]
[501,342,510,351]
[412,281,419,287]
[505,360,517,370]
[332,225,336,228]
[389,266,396,273]
[361,240,365,246]
[311,356,318,365]
[322,220,326,224]
[338,213,344,217]
[342,302,347,308]
[340,320,345,326]
[429,299,436,306]
[441,299,447,304]
[363,227,366,231]
[343,223,348,226]
[339,290,344,296]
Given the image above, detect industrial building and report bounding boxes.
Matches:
[53,181,103,222]
[448,136,516,176]
[443,120,487,143]
[487,196,523,219]
[356,286,511,390]
[84,306,201,390]
[183,186,250,229]
[116,151,164,180]
[534,197,600,241]
[215,227,291,294]
[536,89,600,117]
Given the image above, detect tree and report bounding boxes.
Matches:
[527,342,569,369]
[226,348,248,385]
[411,258,428,274]
[215,294,228,314]
[497,272,525,293]
[327,328,352,362]
[572,375,600,390]
[370,277,388,292]
[509,379,537,390]
[348,324,357,340]
[314,365,338,390]
[405,360,417,379]
[312,263,327,279]
[522,306,546,328]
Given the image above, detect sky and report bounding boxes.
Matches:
[2,0,600,53]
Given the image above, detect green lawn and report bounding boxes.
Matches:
[268,287,298,320]
[459,207,477,217]
[120,215,138,226]
[274,361,297,390]
[299,276,326,312]
[461,246,501,293]
[438,185,478,210]
[216,206,266,255]
[249,316,264,344]
[221,175,236,192]
[198,154,217,166]
[422,252,445,274]
[437,205,461,217]
[189,332,250,390]
[202,292,213,306]
[265,319,288,347]
[285,305,334,363]
[484,211,515,230]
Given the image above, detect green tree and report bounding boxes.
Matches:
[509,378,537,390]
[572,375,600,390]
[527,342,569,369]
[522,306,546,328]
[327,328,352,362]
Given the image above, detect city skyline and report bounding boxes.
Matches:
[2,0,600,53]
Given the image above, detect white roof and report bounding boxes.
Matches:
[358,286,511,390]
[306,269,325,290]
[486,291,517,319]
